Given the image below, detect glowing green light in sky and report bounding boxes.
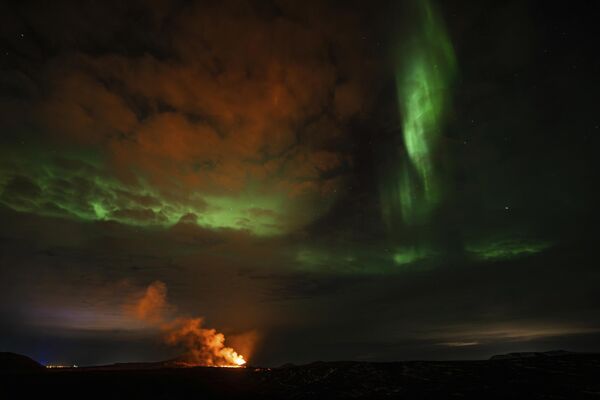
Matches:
[91,201,108,219]
[392,246,429,266]
[384,0,456,226]
[0,149,287,236]
[196,194,285,235]
[293,244,436,275]
[295,248,332,269]
[467,239,552,261]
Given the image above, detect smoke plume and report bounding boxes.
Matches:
[163,318,246,367]
[132,280,168,324]
[130,281,248,367]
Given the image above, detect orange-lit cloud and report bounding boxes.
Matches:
[27,1,375,234]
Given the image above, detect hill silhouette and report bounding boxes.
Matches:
[0,352,44,371]
[1,351,599,399]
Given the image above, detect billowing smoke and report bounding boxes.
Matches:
[163,318,246,367]
[130,281,248,367]
[132,280,168,323]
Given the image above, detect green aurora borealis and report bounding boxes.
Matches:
[2,0,599,367]
[386,0,456,227]
[0,148,288,236]
[0,0,554,271]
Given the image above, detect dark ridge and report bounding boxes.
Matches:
[1,351,600,399]
[0,352,44,371]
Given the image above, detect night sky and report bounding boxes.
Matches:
[1,0,599,367]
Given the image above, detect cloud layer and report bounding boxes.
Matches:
[1,0,375,234]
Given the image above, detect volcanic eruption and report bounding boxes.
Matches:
[164,318,246,367]
[131,281,247,368]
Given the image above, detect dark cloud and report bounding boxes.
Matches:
[1,0,379,235]
[1,175,41,205]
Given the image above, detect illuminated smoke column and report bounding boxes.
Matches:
[163,318,246,367]
[130,281,247,367]
[381,0,456,227]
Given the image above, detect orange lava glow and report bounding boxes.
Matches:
[129,281,251,368]
[163,317,248,368]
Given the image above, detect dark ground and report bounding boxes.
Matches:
[1,352,600,399]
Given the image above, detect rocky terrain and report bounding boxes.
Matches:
[1,351,599,399]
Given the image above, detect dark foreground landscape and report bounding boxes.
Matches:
[2,351,600,399]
